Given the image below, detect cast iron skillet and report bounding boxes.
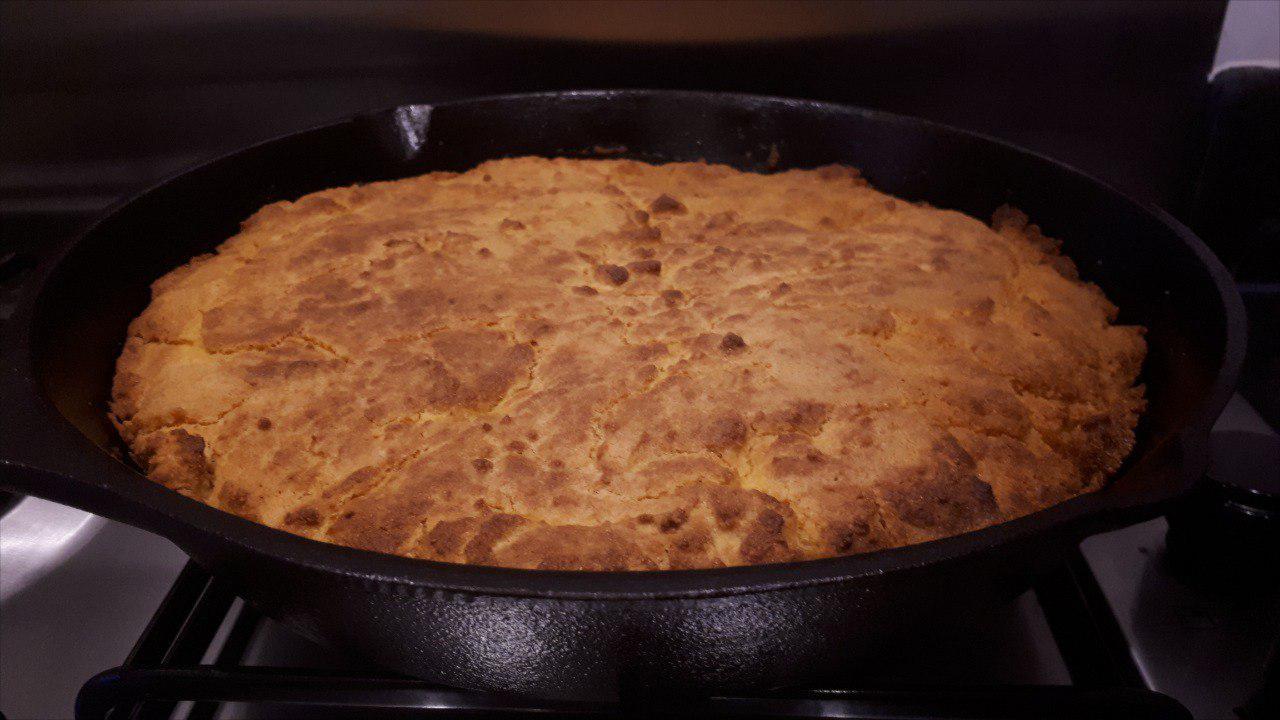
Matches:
[0,91,1245,699]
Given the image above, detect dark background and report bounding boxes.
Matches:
[0,1,1226,212]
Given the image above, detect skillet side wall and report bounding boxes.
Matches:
[9,92,1239,697]
[196,533,1038,699]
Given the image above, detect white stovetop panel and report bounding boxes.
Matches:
[0,517,187,719]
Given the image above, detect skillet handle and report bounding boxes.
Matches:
[0,223,163,525]
[0,364,184,538]
[0,458,170,536]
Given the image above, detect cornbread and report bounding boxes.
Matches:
[111,157,1146,570]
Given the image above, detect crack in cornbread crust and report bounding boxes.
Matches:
[111,158,1146,571]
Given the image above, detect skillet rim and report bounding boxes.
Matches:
[1,89,1247,600]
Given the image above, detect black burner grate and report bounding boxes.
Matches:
[75,550,1191,720]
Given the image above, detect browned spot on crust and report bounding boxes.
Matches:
[284,506,322,527]
[463,513,526,564]
[649,194,687,214]
[942,386,1030,438]
[963,297,996,324]
[323,465,380,500]
[133,429,217,500]
[705,211,736,230]
[420,516,479,560]
[880,435,999,532]
[786,401,830,433]
[739,507,794,564]
[705,485,748,529]
[658,507,688,532]
[626,225,662,243]
[820,495,885,554]
[851,308,896,339]
[219,487,253,516]
[597,264,630,285]
[720,333,746,352]
[704,414,749,451]
[627,259,662,275]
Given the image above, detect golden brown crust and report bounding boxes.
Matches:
[110,157,1146,570]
